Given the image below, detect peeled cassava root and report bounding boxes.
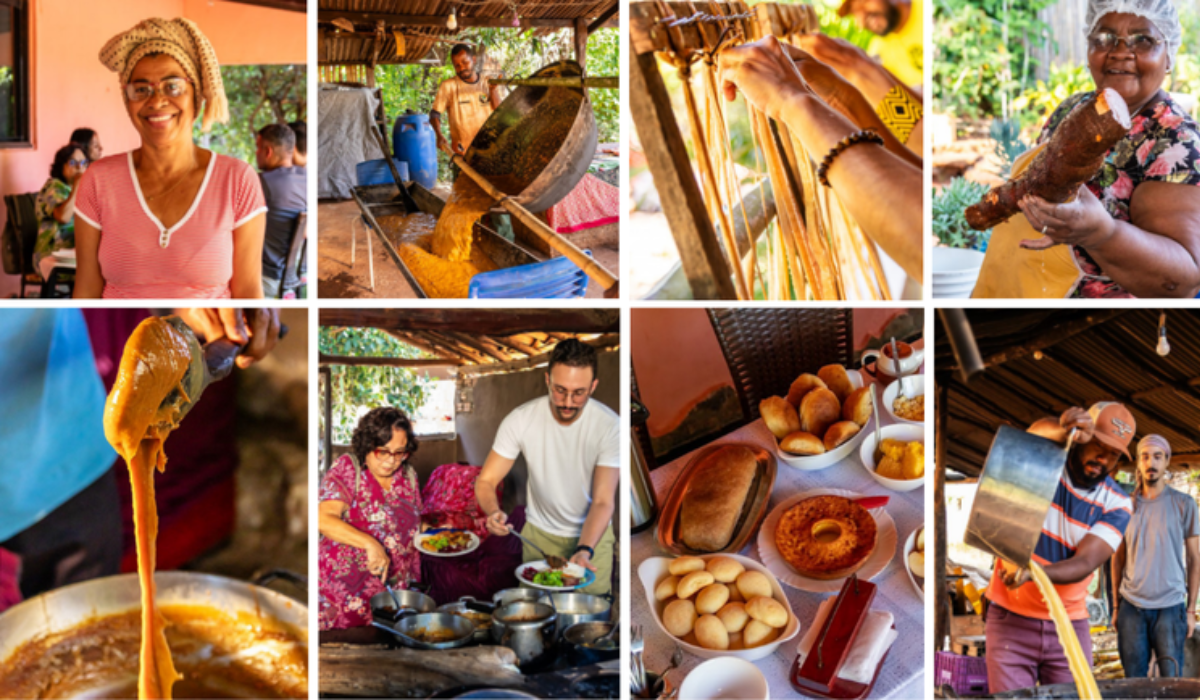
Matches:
[965,88,1131,232]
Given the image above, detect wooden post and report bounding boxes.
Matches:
[574,17,588,71]
[935,376,950,653]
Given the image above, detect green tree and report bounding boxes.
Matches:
[318,327,431,445]
[195,64,307,164]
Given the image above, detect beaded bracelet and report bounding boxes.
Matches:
[816,129,885,187]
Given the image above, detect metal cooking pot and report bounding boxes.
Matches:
[991,678,1200,698]
[493,587,547,607]
[491,601,557,667]
[465,60,598,213]
[544,592,611,639]
[437,597,496,643]
[371,588,437,621]
[0,571,307,698]
[563,621,618,666]
[373,611,476,651]
[965,425,1073,566]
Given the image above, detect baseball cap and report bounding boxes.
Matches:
[1087,402,1136,460]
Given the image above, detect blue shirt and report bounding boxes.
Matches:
[260,165,308,279]
[0,310,115,541]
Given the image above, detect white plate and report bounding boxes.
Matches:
[882,376,925,426]
[515,561,595,591]
[757,488,897,593]
[859,424,926,492]
[903,526,925,598]
[773,369,870,472]
[413,529,481,557]
[637,553,801,662]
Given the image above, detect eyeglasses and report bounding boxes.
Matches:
[1087,32,1164,55]
[123,77,192,102]
[68,159,89,168]
[372,448,410,463]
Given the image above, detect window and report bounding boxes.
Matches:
[0,0,30,146]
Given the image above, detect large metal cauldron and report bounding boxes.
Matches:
[465,60,598,213]
[992,678,1200,698]
[0,571,308,698]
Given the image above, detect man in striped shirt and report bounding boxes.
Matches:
[984,402,1135,693]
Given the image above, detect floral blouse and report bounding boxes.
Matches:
[33,178,74,266]
[1037,91,1200,298]
[318,454,422,630]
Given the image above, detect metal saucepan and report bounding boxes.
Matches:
[544,592,611,639]
[491,601,557,667]
[0,571,308,698]
[992,678,1200,698]
[563,621,619,665]
[371,588,437,622]
[373,611,476,651]
[465,60,598,213]
[493,587,547,608]
[965,425,1074,567]
[437,597,496,643]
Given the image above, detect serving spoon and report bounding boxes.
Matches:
[507,525,568,569]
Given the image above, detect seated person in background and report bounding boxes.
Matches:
[69,128,104,162]
[255,123,307,298]
[33,144,89,280]
[288,120,306,167]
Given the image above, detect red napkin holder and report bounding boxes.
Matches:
[789,575,892,700]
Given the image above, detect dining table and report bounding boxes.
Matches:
[631,362,926,699]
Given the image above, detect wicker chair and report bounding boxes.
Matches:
[707,308,854,425]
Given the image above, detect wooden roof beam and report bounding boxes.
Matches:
[319,11,619,29]
[424,330,493,365]
[383,330,467,364]
[319,355,463,367]
[448,331,511,363]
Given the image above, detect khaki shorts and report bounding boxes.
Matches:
[519,521,614,596]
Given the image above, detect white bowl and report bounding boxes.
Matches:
[637,553,801,661]
[773,370,870,471]
[882,376,925,426]
[858,424,925,492]
[932,284,977,299]
[903,526,925,599]
[679,657,769,700]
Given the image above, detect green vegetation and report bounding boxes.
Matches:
[933,177,993,250]
[194,64,307,164]
[0,65,12,139]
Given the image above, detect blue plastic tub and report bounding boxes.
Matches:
[356,158,409,187]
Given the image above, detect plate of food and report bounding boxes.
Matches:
[904,526,925,597]
[515,561,596,591]
[763,366,874,472]
[414,529,481,557]
[757,488,896,593]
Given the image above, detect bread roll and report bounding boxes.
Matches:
[694,614,730,650]
[663,599,696,637]
[668,556,706,576]
[680,445,758,552]
[696,583,730,615]
[726,583,744,602]
[743,619,779,648]
[842,387,872,426]
[676,570,715,599]
[800,388,841,438]
[736,570,773,600]
[745,595,789,628]
[780,431,824,455]
[706,556,745,583]
[787,373,827,408]
[655,576,679,602]
[823,421,861,450]
[760,396,800,439]
[818,365,855,403]
[716,602,749,633]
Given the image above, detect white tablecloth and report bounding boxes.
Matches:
[632,384,926,699]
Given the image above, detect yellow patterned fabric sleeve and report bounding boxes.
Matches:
[875,85,923,145]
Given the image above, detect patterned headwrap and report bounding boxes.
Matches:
[98,17,229,133]
[1137,433,1172,461]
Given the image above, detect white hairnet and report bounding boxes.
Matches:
[1086,0,1182,69]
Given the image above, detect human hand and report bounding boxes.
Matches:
[176,308,282,369]
[486,510,510,537]
[1001,565,1031,589]
[364,538,390,582]
[569,549,596,572]
[452,142,467,156]
[1018,186,1116,251]
[779,43,866,123]
[795,34,873,81]
[1059,406,1096,444]
[718,36,811,120]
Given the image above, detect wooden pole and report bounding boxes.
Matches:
[318,355,463,367]
[935,376,950,653]
[489,76,618,89]
[574,17,588,71]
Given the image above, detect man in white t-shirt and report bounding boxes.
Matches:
[475,339,620,595]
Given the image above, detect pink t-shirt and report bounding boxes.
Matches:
[75,151,267,298]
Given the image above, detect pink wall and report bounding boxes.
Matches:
[631,308,915,438]
[0,0,305,296]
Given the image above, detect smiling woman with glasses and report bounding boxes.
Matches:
[69,17,268,299]
[317,407,426,631]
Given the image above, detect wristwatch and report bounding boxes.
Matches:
[573,544,594,558]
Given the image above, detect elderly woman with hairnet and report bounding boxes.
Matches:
[72,18,267,299]
[973,0,1200,299]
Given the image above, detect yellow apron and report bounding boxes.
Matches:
[971,143,1083,299]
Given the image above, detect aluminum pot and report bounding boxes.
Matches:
[544,592,611,639]
[491,601,557,667]
[493,587,547,607]
[991,678,1200,698]
[437,597,496,643]
[0,571,307,698]
[563,621,618,665]
[373,612,476,651]
[371,588,436,621]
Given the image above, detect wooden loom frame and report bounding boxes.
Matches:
[629,1,891,301]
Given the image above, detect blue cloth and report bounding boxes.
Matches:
[260,165,308,279]
[0,310,114,542]
[1117,598,1188,677]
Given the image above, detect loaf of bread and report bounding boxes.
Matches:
[786,373,827,408]
[760,396,800,440]
[842,386,872,426]
[818,365,855,403]
[800,388,841,437]
[780,431,824,455]
[823,421,861,450]
[680,445,759,552]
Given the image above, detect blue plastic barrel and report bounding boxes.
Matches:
[356,158,409,187]
[393,114,438,190]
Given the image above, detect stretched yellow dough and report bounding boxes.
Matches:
[1029,562,1100,700]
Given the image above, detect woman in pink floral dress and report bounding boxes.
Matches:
[318,407,423,630]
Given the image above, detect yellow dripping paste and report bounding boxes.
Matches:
[1028,561,1101,700]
